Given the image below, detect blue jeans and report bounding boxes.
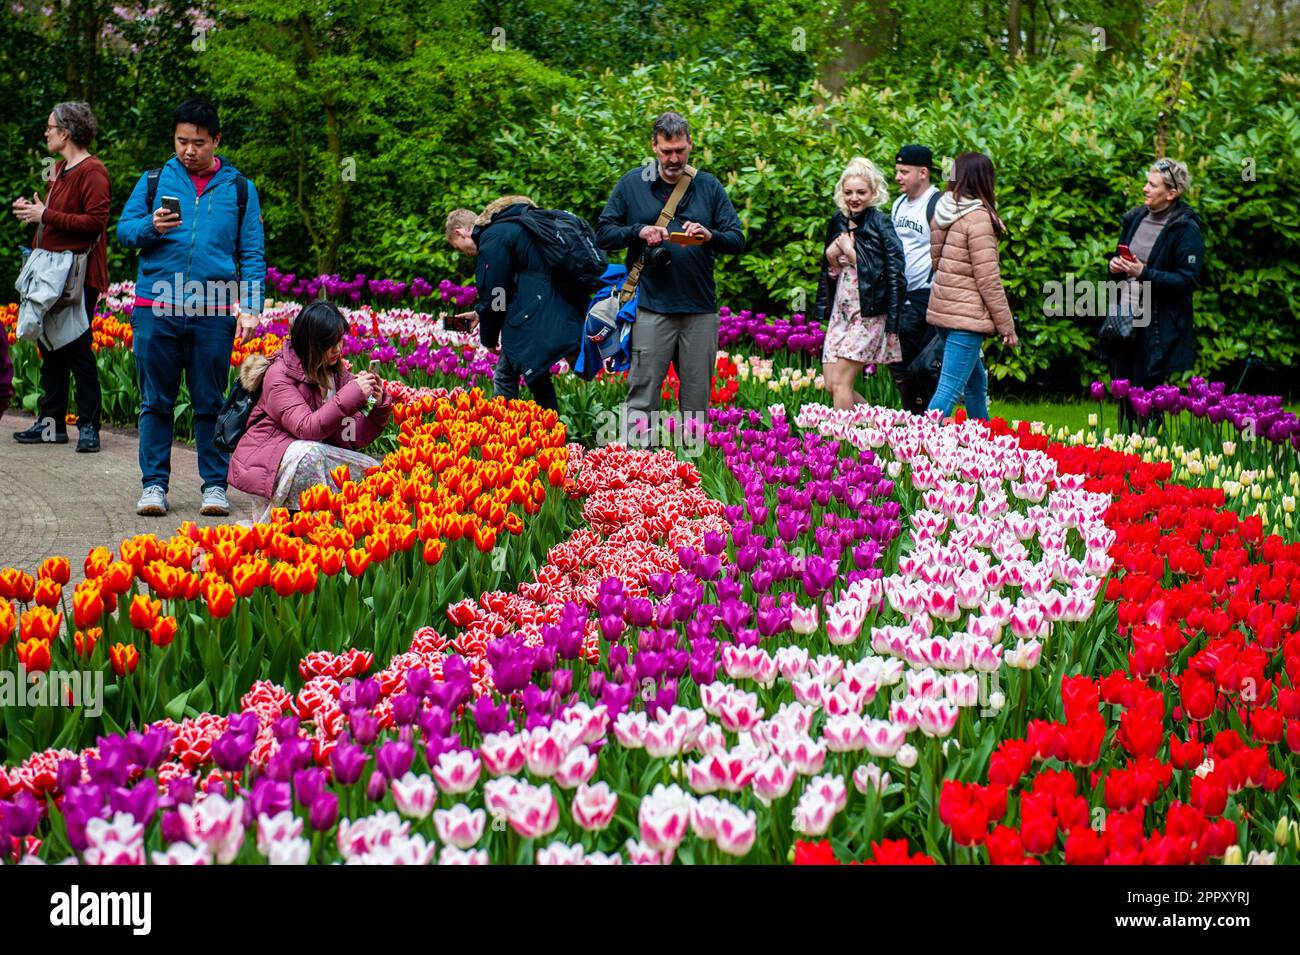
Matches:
[927,328,989,420]
[132,305,236,490]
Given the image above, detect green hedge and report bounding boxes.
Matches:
[472,55,1300,390]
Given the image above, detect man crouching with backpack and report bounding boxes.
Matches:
[445,199,583,411]
[117,97,265,517]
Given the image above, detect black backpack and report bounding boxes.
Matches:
[513,208,608,304]
[146,167,249,275]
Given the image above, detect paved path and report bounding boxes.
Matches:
[0,410,261,585]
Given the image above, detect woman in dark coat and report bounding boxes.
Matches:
[1106,157,1205,430]
[813,157,906,410]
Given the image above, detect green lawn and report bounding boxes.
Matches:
[988,399,1096,434]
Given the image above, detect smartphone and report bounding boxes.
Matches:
[368,359,381,372]
[1117,244,1136,262]
[160,195,182,218]
[668,230,706,246]
[445,313,472,332]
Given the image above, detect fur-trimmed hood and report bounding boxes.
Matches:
[238,353,271,392]
[474,195,536,227]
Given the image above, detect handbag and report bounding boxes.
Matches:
[213,380,259,452]
[1099,293,1135,342]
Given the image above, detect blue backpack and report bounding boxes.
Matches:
[574,265,637,379]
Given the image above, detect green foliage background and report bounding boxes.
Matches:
[1,0,1296,392]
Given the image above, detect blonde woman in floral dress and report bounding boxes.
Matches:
[813,157,906,409]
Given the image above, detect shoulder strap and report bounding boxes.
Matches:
[146,168,162,212]
[891,194,904,218]
[234,173,249,276]
[618,164,697,303]
[926,189,940,224]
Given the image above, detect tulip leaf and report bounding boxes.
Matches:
[164,689,190,722]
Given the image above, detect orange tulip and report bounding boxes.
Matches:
[318,547,344,577]
[182,572,202,601]
[295,563,318,594]
[0,600,14,646]
[84,546,114,580]
[344,548,371,578]
[128,593,163,631]
[39,556,71,585]
[72,583,105,629]
[503,512,524,536]
[422,540,446,566]
[33,578,63,608]
[150,615,178,647]
[331,464,351,489]
[472,525,497,553]
[104,561,135,595]
[74,627,101,656]
[17,637,52,674]
[367,533,391,564]
[10,570,35,604]
[268,562,298,598]
[20,606,62,643]
[212,539,243,575]
[205,581,236,619]
[109,642,140,676]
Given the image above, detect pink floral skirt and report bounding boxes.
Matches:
[822,266,901,367]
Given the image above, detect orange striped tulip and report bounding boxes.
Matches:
[110,642,140,676]
[33,578,63,608]
[128,594,163,631]
[39,556,71,585]
[72,583,105,629]
[20,606,62,643]
[150,615,178,647]
[17,637,52,674]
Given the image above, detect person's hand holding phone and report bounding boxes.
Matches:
[679,221,712,243]
[153,206,181,234]
[355,371,381,400]
[1001,329,1020,349]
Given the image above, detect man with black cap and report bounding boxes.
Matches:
[889,144,942,413]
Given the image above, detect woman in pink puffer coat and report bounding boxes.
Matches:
[228,300,391,517]
[925,152,1020,420]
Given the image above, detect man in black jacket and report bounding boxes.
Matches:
[596,112,744,419]
[445,198,582,410]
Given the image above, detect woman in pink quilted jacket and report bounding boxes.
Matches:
[925,152,1020,420]
[228,300,392,517]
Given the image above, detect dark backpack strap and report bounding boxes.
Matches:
[926,189,940,225]
[891,194,904,218]
[145,168,161,213]
[234,173,248,277]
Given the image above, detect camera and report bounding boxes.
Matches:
[646,245,673,270]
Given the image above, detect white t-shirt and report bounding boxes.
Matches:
[892,186,939,292]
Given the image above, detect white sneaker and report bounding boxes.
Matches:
[200,485,231,517]
[137,485,169,516]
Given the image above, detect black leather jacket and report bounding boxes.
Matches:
[812,207,906,335]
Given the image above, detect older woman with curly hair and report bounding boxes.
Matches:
[11,101,110,452]
[812,157,906,409]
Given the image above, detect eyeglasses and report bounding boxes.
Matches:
[45,124,64,132]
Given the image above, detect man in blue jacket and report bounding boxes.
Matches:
[596,112,744,421]
[118,98,265,517]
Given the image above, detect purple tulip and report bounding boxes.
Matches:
[473,696,511,735]
[125,727,172,769]
[272,715,301,742]
[330,743,368,785]
[348,710,380,746]
[160,809,187,844]
[391,693,421,727]
[212,729,255,773]
[310,792,340,831]
[376,740,415,780]
[294,768,328,808]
